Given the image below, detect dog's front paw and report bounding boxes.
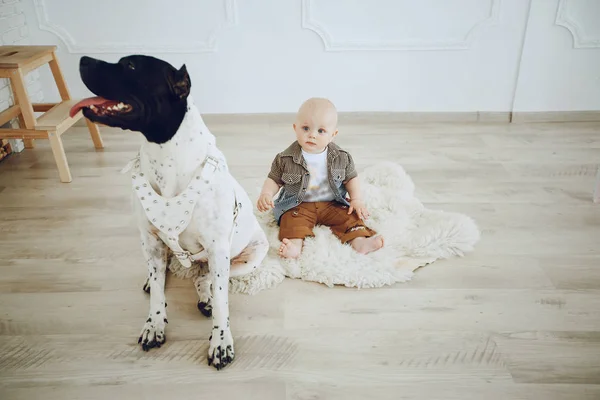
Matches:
[208,328,234,370]
[138,315,167,351]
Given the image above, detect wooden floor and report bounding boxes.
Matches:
[0,118,599,399]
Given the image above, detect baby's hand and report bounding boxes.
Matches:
[257,193,275,212]
[348,199,370,220]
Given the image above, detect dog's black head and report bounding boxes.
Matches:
[71,55,191,144]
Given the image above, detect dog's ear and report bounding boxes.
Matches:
[168,64,191,100]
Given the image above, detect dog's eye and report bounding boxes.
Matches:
[127,62,135,70]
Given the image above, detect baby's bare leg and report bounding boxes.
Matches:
[318,202,384,254]
[279,238,304,259]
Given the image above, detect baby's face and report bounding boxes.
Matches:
[293,100,338,154]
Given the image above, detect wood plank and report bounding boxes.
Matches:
[0,121,599,393]
[21,52,53,75]
[495,331,600,384]
[0,45,56,68]
[0,128,48,140]
[47,130,72,182]
[286,383,600,400]
[48,51,70,100]
[32,103,58,112]
[35,99,83,134]
[9,68,35,129]
[0,382,285,400]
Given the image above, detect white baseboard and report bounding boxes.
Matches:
[201,111,513,124]
[74,110,600,126]
[511,110,600,123]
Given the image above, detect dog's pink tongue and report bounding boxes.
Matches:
[69,96,114,118]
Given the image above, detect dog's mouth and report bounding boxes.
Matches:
[69,96,133,118]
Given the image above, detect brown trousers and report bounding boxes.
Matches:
[278,201,376,243]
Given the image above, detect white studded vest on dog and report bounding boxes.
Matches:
[122,151,239,268]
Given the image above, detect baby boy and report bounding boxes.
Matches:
[257,97,385,259]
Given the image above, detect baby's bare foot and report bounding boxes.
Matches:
[351,235,385,255]
[279,238,303,259]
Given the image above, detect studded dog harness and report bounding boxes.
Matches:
[122,151,240,268]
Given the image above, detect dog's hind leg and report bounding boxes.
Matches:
[230,223,269,277]
[137,229,169,351]
[194,270,212,317]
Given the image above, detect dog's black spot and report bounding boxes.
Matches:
[146,318,152,323]
[156,311,160,315]
[164,318,168,324]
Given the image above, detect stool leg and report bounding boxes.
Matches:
[11,68,36,148]
[18,115,35,149]
[48,51,71,100]
[85,118,104,149]
[50,51,104,149]
[48,131,72,183]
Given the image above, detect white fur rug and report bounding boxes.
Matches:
[168,162,480,294]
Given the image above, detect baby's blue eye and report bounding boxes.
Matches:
[303,126,309,131]
[318,129,325,134]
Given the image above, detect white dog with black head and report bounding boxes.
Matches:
[71,54,269,370]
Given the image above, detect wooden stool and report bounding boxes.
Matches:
[0,45,103,183]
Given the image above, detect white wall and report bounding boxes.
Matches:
[514,0,600,112]
[13,0,600,115]
[0,0,44,151]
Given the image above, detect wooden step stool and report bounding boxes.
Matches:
[0,45,103,183]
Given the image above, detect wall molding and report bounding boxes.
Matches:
[301,0,501,51]
[555,0,600,49]
[33,0,238,53]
